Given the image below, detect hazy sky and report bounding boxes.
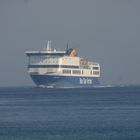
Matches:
[0,0,140,86]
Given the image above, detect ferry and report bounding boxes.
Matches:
[25,41,100,88]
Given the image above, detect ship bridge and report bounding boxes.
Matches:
[25,41,65,65]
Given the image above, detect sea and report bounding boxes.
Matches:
[0,86,140,140]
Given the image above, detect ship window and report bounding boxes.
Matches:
[28,65,59,68]
[60,65,79,69]
[27,54,62,65]
[93,71,99,75]
[93,67,99,70]
[72,70,81,75]
[63,70,71,74]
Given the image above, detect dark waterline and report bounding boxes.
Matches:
[0,86,140,140]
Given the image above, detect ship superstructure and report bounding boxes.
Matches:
[25,41,100,88]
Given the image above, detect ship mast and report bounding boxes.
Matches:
[43,40,53,51]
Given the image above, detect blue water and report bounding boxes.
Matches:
[0,86,140,140]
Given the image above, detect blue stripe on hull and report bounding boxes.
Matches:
[30,75,100,88]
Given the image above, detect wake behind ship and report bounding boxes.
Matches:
[25,41,100,88]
